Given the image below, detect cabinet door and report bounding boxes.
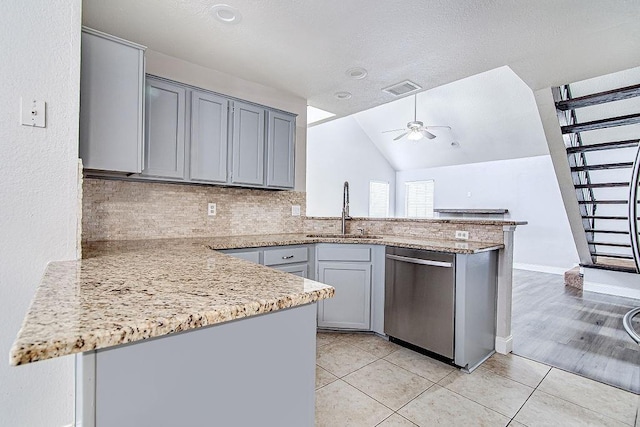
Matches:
[79,30,145,173]
[266,111,295,188]
[143,78,186,179]
[273,263,308,278]
[190,91,229,183]
[317,262,371,330]
[231,102,265,186]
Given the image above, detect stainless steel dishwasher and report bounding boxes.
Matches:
[384,246,497,371]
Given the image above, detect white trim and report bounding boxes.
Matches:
[583,268,640,300]
[495,335,512,355]
[583,282,640,300]
[513,263,569,275]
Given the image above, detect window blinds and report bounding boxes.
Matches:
[369,181,390,218]
[405,180,434,218]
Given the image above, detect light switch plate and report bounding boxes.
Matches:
[20,98,46,128]
[455,230,469,240]
[208,203,216,216]
[291,205,301,216]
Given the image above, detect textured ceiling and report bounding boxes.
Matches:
[82,0,640,121]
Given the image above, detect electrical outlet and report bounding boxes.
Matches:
[291,205,301,216]
[455,230,469,240]
[207,203,216,216]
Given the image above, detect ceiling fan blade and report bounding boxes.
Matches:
[421,130,437,139]
[381,128,406,133]
[393,132,408,141]
[424,125,451,130]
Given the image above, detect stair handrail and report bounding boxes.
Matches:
[623,307,640,345]
[628,143,640,272]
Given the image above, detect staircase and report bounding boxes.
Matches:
[552,82,640,273]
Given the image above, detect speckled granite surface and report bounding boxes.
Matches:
[11,233,504,366]
[10,239,334,366]
[200,233,504,254]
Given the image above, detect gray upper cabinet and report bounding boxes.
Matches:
[266,111,295,188]
[79,28,145,173]
[231,102,265,186]
[190,91,229,183]
[143,77,186,179]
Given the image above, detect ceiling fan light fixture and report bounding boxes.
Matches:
[407,130,423,141]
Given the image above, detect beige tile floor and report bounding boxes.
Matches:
[315,332,639,427]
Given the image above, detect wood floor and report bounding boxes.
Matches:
[512,269,640,394]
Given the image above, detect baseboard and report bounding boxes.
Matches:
[513,263,569,275]
[583,282,640,300]
[495,335,512,355]
[583,268,640,300]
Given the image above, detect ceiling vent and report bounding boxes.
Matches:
[382,80,422,96]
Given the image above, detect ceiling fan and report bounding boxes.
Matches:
[382,94,451,141]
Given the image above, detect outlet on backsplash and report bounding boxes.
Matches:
[291,205,301,216]
[455,230,469,240]
[208,203,216,217]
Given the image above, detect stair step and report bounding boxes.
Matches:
[578,200,628,205]
[566,139,639,154]
[570,162,634,172]
[591,252,635,259]
[581,215,628,220]
[575,182,629,189]
[584,229,629,234]
[562,113,640,134]
[581,263,638,273]
[556,83,640,110]
[587,241,632,248]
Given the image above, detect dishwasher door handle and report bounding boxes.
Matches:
[386,254,453,268]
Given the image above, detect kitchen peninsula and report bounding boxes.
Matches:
[11,174,526,426]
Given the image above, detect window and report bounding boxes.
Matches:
[369,181,390,218]
[405,180,434,218]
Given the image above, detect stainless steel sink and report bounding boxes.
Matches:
[306,233,382,239]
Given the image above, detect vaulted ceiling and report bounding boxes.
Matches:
[83,0,640,122]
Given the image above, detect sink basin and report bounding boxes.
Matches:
[306,233,383,239]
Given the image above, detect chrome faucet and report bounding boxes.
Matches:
[342,181,351,235]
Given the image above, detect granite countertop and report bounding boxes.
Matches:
[10,239,334,366]
[305,216,526,226]
[200,233,504,254]
[11,233,504,366]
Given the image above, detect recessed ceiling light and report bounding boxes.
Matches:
[211,4,242,24]
[346,67,368,80]
[307,106,336,125]
[334,91,352,100]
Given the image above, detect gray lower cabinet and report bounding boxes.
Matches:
[189,91,229,183]
[79,28,145,173]
[316,244,374,330]
[266,111,295,189]
[273,263,308,278]
[143,77,186,179]
[221,245,311,279]
[231,101,266,186]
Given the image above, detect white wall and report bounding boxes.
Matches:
[145,51,308,191]
[396,155,580,271]
[307,116,396,217]
[0,1,81,426]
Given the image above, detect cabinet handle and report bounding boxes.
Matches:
[282,255,295,259]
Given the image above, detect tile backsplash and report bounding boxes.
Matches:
[82,178,305,241]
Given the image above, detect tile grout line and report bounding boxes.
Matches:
[538,368,638,426]
[508,366,552,425]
